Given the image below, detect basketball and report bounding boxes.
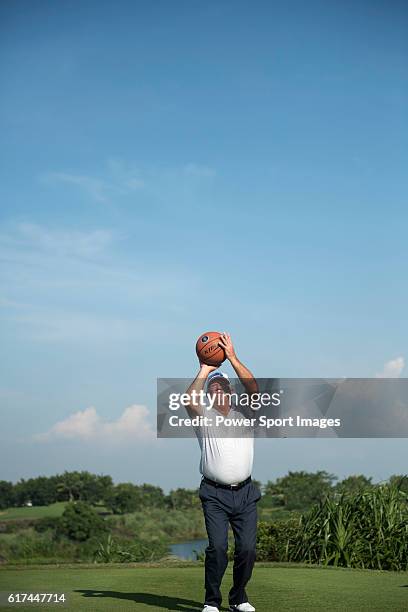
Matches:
[195,331,226,366]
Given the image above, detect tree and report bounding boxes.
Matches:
[56,471,83,502]
[263,480,285,507]
[267,471,336,511]
[252,478,262,492]
[95,475,114,504]
[0,481,14,509]
[389,474,408,494]
[57,501,107,541]
[166,488,200,510]
[335,475,372,495]
[78,472,113,505]
[105,483,141,514]
[55,471,85,502]
[138,484,166,508]
[55,471,113,504]
[12,477,57,506]
[13,480,27,506]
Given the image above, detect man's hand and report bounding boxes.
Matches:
[218,332,236,362]
[198,362,218,375]
[219,332,258,396]
[185,362,217,417]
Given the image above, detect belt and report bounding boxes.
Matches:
[202,476,252,490]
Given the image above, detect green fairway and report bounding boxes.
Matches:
[0,503,68,521]
[0,503,112,521]
[0,562,407,611]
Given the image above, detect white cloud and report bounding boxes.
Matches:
[376,356,405,378]
[44,172,109,202]
[35,405,154,443]
[0,222,113,262]
[106,158,145,191]
[7,310,147,343]
[0,225,122,343]
[0,220,198,343]
[42,159,215,204]
[16,223,113,258]
[43,160,146,203]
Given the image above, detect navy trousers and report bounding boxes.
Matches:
[199,479,261,608]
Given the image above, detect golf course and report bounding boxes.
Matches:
[0,562,407,611]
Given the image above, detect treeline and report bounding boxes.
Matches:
[0,471,199,513]
[1,470,407,514]
[261,471,408,511]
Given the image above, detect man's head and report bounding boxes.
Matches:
[207,371,232,414]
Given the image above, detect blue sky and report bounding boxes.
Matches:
[1,0,407,489]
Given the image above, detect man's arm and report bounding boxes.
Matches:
[219,332,258,395]
[185,363,217,417]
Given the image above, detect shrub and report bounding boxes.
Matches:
[255,485,408,571]
[94,534,168,563]
[0,530,79,563]
[256,519,300,562]
[113,507,205,541]
[266,471,336,511]
[57,502,108,542]
[293,485,408,571]
[33,517,61,534]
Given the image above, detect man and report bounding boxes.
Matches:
[186,332,261,612]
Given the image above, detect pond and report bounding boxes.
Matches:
[169,538,208,560]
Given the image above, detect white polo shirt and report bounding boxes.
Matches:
[194,404,255,485]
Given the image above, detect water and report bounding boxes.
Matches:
[170,538,208,560]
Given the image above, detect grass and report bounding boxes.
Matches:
[0,503,113,522]
[258,506,300,521]
[0,503,68,521]
[0,562,407,611]
[0,503,296,523]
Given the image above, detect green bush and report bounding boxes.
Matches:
[33,516,61,533]
[256,519,300,562]
[57,502,108,542]
[225,519,299,562]
[94,534,168,563]
[265,471,336,511]
[113,507,206,541]
[105,483,167,514]
[293,485,408,571]
[0,530,79,563]
[255,485,408,571]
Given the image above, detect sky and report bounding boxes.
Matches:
[1,0,407,491]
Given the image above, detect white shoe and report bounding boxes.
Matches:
[202,606,220,612]
[230,603,256,612]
